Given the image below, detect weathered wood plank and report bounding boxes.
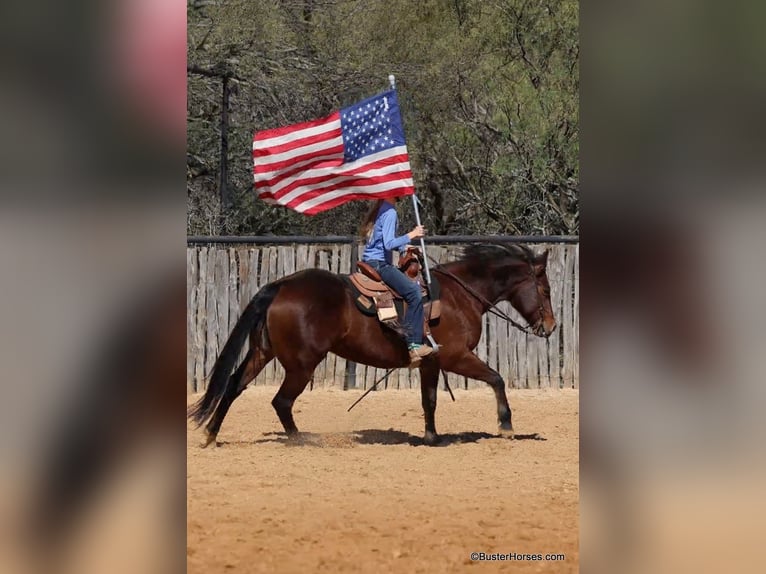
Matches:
[285,245,296,277]
[536,244,552,388]
[228,249,239,344]
[516,330,527,389]
[339,244,352,274]
[561,245,575,388]
[247,249,259,302]
[214,250,230,371]
[496,302,512,387]
[572,243,579,388]
[295,244,309,272]
[307,244,318,271]
[204,248,219,385]
[187,249,197,393]
[330,244,340,274]
[194,248,208,389]
[517,307,529,388]
[537,337,550,388]
[546,246,564,388]
[237,249,250,308]
[530,333,542,389]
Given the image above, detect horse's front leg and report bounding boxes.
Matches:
[419,358,440,446]
[445,351,513,437]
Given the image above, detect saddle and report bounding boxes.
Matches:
[346,249,441,337]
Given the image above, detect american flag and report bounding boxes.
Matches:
[253,89,415,215]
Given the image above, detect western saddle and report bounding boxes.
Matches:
[346,249,441,332]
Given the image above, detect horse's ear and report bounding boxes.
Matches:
[534,249,549,272]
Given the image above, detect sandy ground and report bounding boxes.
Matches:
[187,387,579,573]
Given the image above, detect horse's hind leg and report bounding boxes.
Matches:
[271,368,314,435]
[203,347,274,447]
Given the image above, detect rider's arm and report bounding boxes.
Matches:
[380,209,410,252]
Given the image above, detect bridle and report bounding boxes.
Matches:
[426,253,546,336]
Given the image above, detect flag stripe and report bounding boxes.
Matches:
[255,147,411,196]
[253,153,345,188]
[259,169,414,208]
[253,113,340,148]
[253,145,344,177]
[294,182,414,214]
[280,179,414,213]
[252,126,343,158]
[257,162,413,204]
[253,134,344,166]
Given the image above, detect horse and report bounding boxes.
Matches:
[188,243,557,446]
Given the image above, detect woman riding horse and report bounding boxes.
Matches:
[189,243,556,447]
[359,197,433,366]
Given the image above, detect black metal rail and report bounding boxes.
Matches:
[187,235,579,245]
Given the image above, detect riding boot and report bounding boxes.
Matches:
[408,344,433,366]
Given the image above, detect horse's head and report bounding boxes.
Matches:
[508,248,557,338]
[464,244,557,338]
[458,244,558,338]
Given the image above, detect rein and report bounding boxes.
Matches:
[426,255,538,336]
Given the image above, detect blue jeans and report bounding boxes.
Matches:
[366,259,424,345]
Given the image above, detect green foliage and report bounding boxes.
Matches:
[188,0,578,236]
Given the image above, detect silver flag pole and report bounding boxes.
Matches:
[389,74,438,349]
[411,194,432,285]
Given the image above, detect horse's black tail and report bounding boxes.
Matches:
[188,281,282,426]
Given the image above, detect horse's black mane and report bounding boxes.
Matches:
[460,243,536,265]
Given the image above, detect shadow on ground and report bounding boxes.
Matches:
[215,429,546,448]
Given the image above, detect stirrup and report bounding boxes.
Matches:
[425,333,439,350]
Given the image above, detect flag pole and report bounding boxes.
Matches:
[411,195,432,285]
[390,74,438,349]
[388,74,432,284]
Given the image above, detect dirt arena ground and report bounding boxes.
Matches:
[187,387,579,573]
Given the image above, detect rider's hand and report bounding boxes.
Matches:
[407,225,426,240]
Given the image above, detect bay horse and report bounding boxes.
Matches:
[189,244,556,446]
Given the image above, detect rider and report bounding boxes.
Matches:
[360,197,434,365]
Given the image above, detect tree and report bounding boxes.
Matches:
[187,0,579,236]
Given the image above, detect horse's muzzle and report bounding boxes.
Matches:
[545,321,557,338]
[535,320,557,338]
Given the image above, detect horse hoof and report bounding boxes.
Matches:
[498,425,515,439]
[200,432,218,448]
[423,432,441,446]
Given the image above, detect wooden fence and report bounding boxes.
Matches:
[187,240,578,393]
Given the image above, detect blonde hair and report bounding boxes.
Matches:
[359,199,385,242]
